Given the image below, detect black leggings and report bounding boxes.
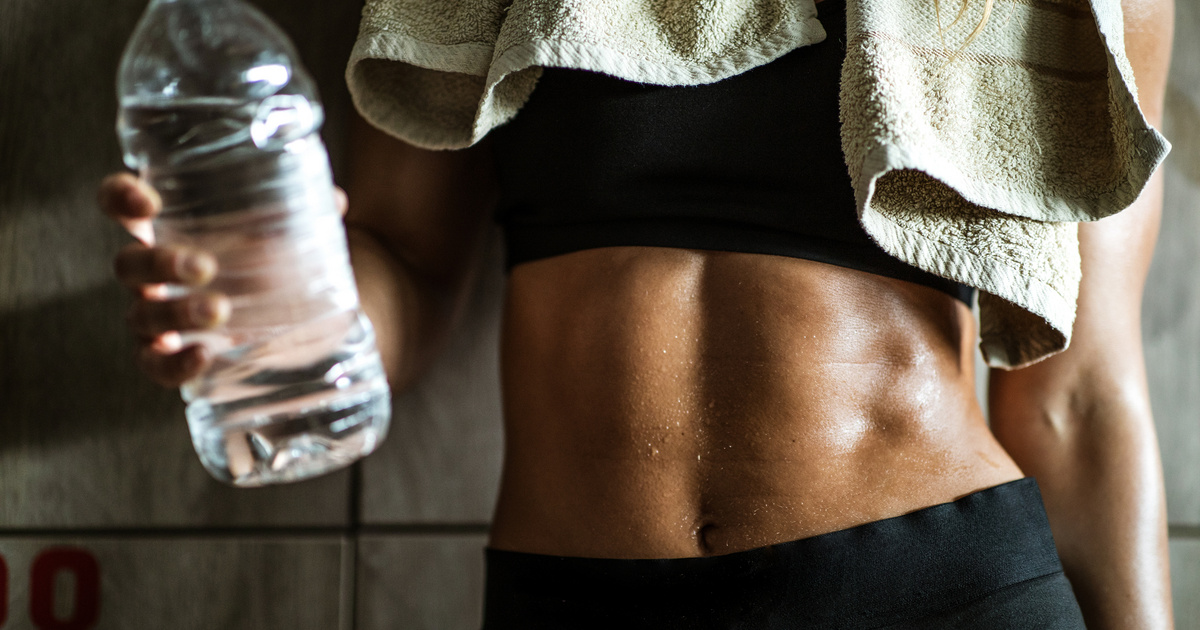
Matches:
[481,478,1085,629]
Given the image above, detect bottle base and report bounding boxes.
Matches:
[187,386,390,487]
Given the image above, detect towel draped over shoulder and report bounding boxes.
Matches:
[345,0,1169,368]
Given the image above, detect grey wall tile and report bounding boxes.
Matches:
[1145,3,1200,526]
[1146,155,1200,527]
[356,534,488,630]
[1172,537,1200,628]
[0,536,349,630]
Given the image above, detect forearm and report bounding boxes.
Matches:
[348,227,421,390]
[991,376,1172,628]
[346,224,485,392]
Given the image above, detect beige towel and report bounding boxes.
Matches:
[348,0,824,148]
[345,0,1169,368]
[841,0,1169,367]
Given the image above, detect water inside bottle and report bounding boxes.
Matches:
[158,196,391,487]
[126,97,391,486]
[182,308,390,486]
[120,97,257,170]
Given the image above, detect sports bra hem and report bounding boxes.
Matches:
[504,217,977,305]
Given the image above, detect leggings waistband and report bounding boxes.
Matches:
[482,478,1083,629]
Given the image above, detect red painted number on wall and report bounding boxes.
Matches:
[0,548,100,629]
[0,554,8,626]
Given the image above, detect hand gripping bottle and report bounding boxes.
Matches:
[116,0,391,486]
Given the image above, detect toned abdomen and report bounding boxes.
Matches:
[491,246,1022,558]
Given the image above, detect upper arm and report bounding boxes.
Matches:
[345,113,498,289]
[988,0,1172,425]
[1121,0,1174,125]
[342,113,498,386]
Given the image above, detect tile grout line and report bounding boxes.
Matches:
[1169,525,1200,539]
[0,523,492,538]
[345,530,359,630]
[349,462,363,630]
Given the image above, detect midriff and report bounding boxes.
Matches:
[489,246,1022,559]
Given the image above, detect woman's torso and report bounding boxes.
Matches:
[485,0,1021,559]
[490,247,1022,559]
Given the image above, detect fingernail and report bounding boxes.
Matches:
[191,295,230,327]
[179,253,216,284]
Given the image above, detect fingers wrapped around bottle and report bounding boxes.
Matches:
[99,173,160,244]
[117,245,231,387]
[102,173,231,387]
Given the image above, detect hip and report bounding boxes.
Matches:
[483,478,1085,630]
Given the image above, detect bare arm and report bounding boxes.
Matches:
[100,113,497,390]
[988,0,1174,625]
[343,115,497,390]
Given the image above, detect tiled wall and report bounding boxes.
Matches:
[1152,0,1200,620]
[0,0,1195,627]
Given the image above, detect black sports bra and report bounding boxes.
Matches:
[489,0,975,305]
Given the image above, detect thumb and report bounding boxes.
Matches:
[334,186,349,218]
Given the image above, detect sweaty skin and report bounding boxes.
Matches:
[491,248,1020,558]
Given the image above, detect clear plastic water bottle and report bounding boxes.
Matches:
[116,0,391,486]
